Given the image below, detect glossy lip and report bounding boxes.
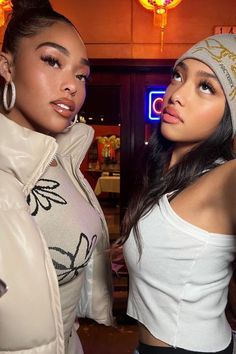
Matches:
[50,98,76,119]
[162,106,183,123]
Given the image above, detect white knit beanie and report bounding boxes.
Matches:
[174,34,236,136]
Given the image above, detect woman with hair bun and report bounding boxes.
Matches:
[0,1,113,353]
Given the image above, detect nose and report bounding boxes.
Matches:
[61,74,77,97]
[64,85,77,97]
[169,81,190,106]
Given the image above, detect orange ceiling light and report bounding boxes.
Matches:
[138,0,183,51]
[0,0,12,27]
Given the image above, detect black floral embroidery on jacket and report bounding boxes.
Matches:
[27,178,67,216]
[49,233,98,285]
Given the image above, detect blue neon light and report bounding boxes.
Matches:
[146,87,167,121]
[148,90,165,120]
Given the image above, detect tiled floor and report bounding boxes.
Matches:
[77,199,139,354]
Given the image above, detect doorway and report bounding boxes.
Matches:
[80,59,174,221]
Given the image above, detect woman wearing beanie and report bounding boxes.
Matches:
[120,34,236,354]
[0,1,113,353]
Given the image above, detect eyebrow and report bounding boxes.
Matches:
[81,57,90,67]
[36,41,90,67]
[176,61,219,82]
[36,42,69,55]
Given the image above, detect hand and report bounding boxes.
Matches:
[110,246,127,276]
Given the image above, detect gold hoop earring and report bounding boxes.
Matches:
[3,81,16,111]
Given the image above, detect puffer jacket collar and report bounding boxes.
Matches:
[0,113,94,195]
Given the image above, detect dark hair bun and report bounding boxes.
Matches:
[11,0,53,16]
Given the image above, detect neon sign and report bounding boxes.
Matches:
[147,88,166,121]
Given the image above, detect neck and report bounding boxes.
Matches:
[169,142,198,168]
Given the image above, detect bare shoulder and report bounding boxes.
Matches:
[195,159,236,192]
[205,159,236,182]
[187,159,236,213]
[192,159,236,233]
[214,159,236,185]
[170,159,236,235]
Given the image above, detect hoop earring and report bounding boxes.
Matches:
[3,81,16,111]
[68,114,78,129]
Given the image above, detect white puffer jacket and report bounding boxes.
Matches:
[0,114,113,354]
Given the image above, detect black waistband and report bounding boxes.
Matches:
[137,336,233,354]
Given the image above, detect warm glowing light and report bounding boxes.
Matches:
[140,0,183,9]
[0,0,12,27]
[138,0,183,51]
[157,8,166,14]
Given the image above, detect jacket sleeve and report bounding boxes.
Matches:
[0,202,64,353]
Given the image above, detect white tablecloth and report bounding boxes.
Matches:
[95,176,120,195]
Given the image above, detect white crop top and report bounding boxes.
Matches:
[123,193,236,352]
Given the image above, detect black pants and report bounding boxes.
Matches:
[136,337,233,354]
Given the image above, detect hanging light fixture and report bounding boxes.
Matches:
[138,0,183,52]
[0,0,12,28]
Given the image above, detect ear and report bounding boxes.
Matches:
[0,52,14,82]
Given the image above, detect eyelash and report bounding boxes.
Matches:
[171,69,216,94]
[171,69,181,81]
[41,55,61,68]
[41,55,89,82]
[199,80,216,94]
[76,74,89,82]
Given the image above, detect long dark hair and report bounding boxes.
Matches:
[120,103,235,255]
[2,0,73,56]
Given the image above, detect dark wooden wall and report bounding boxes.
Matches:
[81,59,175,217]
